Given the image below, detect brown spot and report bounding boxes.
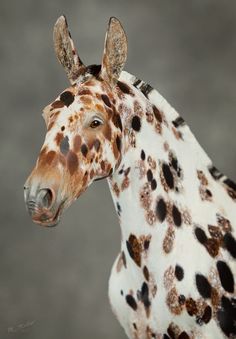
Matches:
[172,127,182,140]
[46,151,56,166]
[81,144,88,157]
[167,322,181,338]
[93,139,101,152]
[95,103,105,113]
[55,132,64,146]
[126,234,142,267]
[186,298,198,316]
[116,251,127,272]
[117,80,134,96]
[51,100,64,109]
[166,287,183,315]
[48,121,54,131]
[67,151,78,175]
[153,105,162,123]
[103,124,112,141]
[164,266,175,290]
[101,94,111,107]
[205,238,220,257]
[73,135,82,153]
[82,171,88,186]
[90,169,95,179]
[78,88,92,96]
[143,266,150,281]
[80,95,92,105]
[39,146,47,157]
[211,287,220,309]
[163,226,175,253]
[208,225,223,240]
[216,213,232,232]
[112,182,120,197]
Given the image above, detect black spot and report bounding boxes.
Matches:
[172,116,185,128]
[217,261,234,293]
[85,64,101,77]
[178,332,190,339]
[117,81,133,95]
[120,290,123,295]
[131,115,141,132]
[223,233,236,258]
[195,227,207,244]
[151,179,157,190]
[172,205,182,227]
[143,266,150,281]
[205,189,212,197]
[224,178,236,191]
[112,113,123,131]
[126,294,137,311]
[116,135,121,152]
[175,265,184,281]
[171,157,178,172]
[163,334,170,339]
[101,94,111,107]
[147,169,153,182]
[140,82,153,97]
[162,163,174,189]
[156,198,167,222]
[217,296,236,337]
[60,91,74,107]
[124,167,131,176]
[202,305,212,324]
[178,294,186,305]
[116,202,121,216]
[195,274,212,299]
[60,136,69,155]
[141,150,145,160]
[133,78,142,88]
[144,239,150,250]
[81,144,88,157]
[61,126,65,131]
[208,165,223,180]
[139,282,151,309]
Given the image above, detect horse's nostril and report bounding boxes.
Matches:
[37,188,54,209]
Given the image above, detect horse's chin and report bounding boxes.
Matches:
[31,200,67,228]
[32,214,61,227]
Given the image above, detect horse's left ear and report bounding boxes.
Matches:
[53,15,86,84]
[101,17,128,87]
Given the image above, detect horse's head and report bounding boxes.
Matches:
[24,16,127,226]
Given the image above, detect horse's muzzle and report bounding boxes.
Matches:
[24,183,63,227]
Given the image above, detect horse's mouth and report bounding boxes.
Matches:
[30,200,66,227]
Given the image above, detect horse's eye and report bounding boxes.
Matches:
[90,119,103,128]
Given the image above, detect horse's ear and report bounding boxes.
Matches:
[53,15,86,84]
[101,17,128,87]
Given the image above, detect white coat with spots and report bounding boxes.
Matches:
[24,16,236,339]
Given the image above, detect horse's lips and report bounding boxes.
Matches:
[31,200,66,227]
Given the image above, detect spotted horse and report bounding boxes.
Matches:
[24,16,236,339]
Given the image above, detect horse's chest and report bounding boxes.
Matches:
[108,251,183,338]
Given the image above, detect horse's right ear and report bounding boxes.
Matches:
[53,15,86,84]
[101,17,128,87]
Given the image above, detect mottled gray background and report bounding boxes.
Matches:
[0,0,236,338]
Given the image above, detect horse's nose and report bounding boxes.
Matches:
[24,185,54,214]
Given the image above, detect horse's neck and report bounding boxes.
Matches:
[108,71,218,238]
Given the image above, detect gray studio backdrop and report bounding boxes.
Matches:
[1,1,236,338]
